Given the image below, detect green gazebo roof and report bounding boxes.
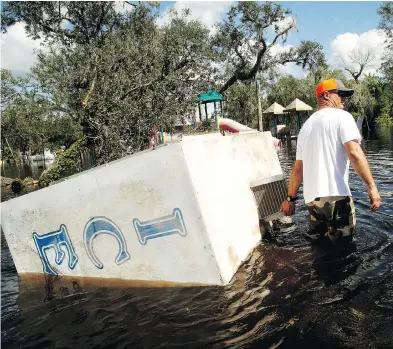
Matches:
[197,89,225,104]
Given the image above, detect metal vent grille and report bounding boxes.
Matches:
[250,175,287,221]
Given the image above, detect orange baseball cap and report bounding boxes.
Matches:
[315,79,354,98]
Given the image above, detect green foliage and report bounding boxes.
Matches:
[1,69,83,158]
[1,146,13,161]
[1,69,32,109]
[212,2,326,93]
[377,3,393,125]
[183,119,217,134]
[267,75,303,107]
[1,1,132,45]
[379,2,393,32]
[38,136,87,187]
[198,119,213,132]
[20,177,38,195]
[228,65,391,132]
[345,77,376,120]
[225,82,258,128]
[3,2,216,164]
[375,83,393,126]
[376,111,393,126]
[266,71,390,126]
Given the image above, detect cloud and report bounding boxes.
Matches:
[268,42,293,57]
[267,43,304,78]
[157,1,232,33]
[328,29,388,78]
[1,22,44,76]
[114,1,135,14]
[273,16,297,38]
[0,2,132,77]
[277,62,303,78]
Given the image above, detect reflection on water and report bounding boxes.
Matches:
[1,126,393,349]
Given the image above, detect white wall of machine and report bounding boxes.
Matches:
[1,131,284,286]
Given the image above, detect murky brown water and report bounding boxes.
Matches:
[2,126,393,349]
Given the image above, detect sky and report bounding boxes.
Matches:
[1,1,388,78]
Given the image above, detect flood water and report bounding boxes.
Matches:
[2,126,393,349]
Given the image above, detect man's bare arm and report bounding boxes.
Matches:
[344,140,381,210]
[287,160,303,197]
[280,160,303,216]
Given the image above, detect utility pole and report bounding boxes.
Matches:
[256,74,263,132]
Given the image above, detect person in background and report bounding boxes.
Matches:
[280,79,381,244]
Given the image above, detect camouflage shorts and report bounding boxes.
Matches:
[305,196,356,244]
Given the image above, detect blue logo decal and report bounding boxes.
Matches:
[33,225,78,275]
[83,216,130,269]
[133,208,187,245]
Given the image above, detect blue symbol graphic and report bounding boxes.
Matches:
[33,225,78,275]
[83,216,130,269]
[133,208,187,245]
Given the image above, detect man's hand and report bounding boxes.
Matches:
[368,186,381,211]
[280,160,303,217]
[280,200,295,216]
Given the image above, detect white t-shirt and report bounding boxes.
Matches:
[296,108,361,204]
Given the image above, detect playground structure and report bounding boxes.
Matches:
[263,102,288,138]
[148,89,225,147]
[283,98,313,135]
[196,89,225,130]
[264,99,313,141]
[149,89,283,149]
[149,116,282,150]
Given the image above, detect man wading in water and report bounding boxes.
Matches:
[280,79,381,245]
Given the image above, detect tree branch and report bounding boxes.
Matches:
[234,45,246,68]
[268,22,295,48]
[96,2,108,38]
[125,1,138,8]
[118,80,155,101]
[18,12,77,41]
[220,39,267,93]
[341,48,374,81]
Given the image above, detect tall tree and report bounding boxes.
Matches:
[378,2,393,81]
[340,48,375,81]
[212,2,327,94]
[2,2,216,163]
[1,1,134,45]
[1,69,82,158]
[377,2,393,125]
[224,82,258,128]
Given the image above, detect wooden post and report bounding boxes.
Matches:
[256,79,263,131]
[160,126,164,144]
[214,101,219,130]
[43,142,46,169]
[89,146,95,168]
[79,151,83,172]
[274,115,278,137]
[1,141,4,169]
[197,103,202,128]
[6,138,22,178]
